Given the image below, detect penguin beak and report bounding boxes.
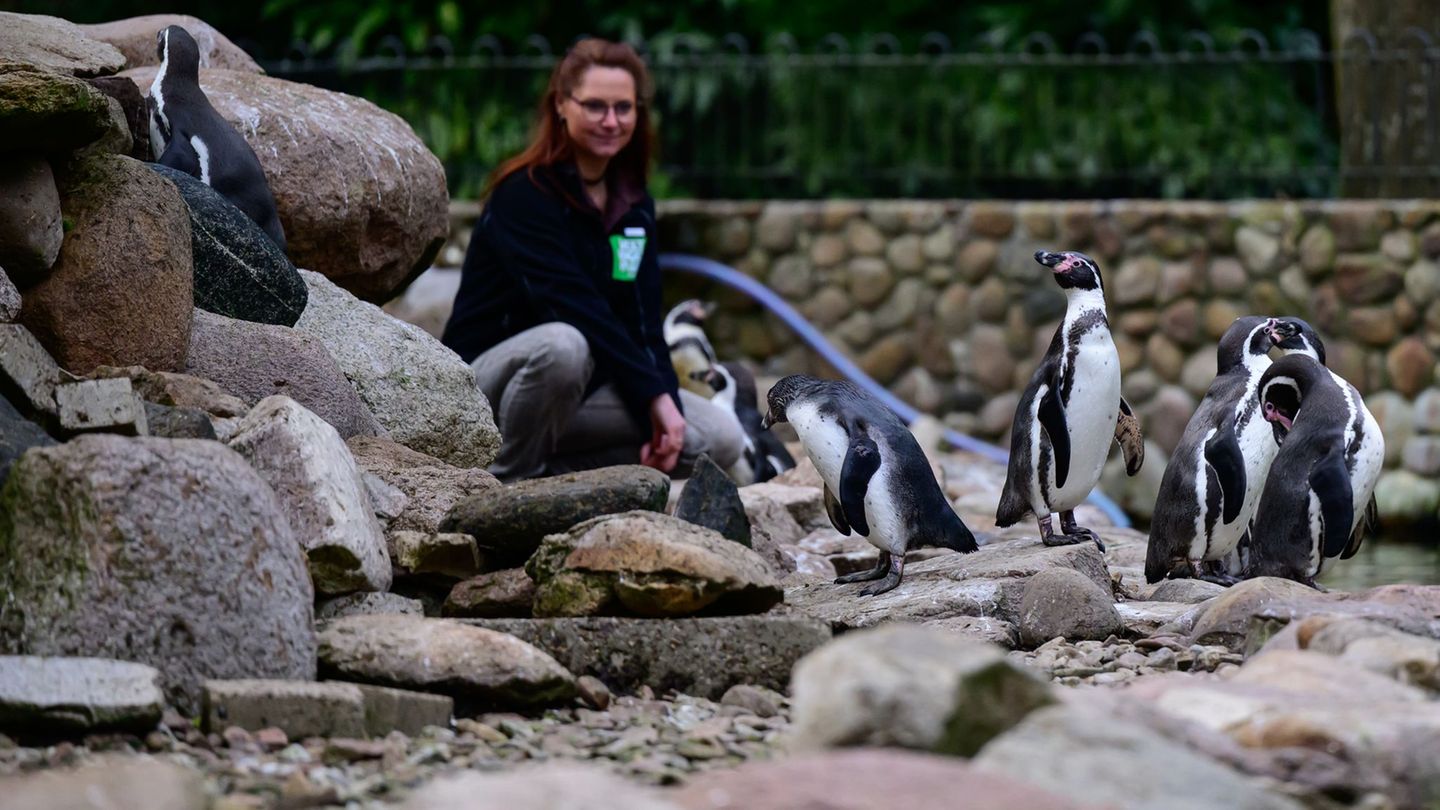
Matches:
[1034,250,1065,271]
[761,410,775,430]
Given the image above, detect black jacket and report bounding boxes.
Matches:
[442,163,680,431]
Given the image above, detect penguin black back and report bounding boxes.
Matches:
[150,25,288,252]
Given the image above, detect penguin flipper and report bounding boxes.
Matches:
[823,483,852,536]
[839,435,881,537]
[1203,426,1247,525]
[1342,496,1376,560]
[1114,397,1144,476]
[1310,451,1355,559]
[1037,384,1070,489]
[157,128,202,179]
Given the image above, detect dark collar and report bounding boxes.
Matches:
[552,161,646,231]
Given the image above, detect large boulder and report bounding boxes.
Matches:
[0,13,126,77]
[0,63,123,156]
[81,15,263,73]
[463,614,831,699]
[0,435,316,710]
[19,153,192,374]
[227,396,391,594]
[789,625,1054,756]
[0,155,62,284]
[0,656,164,737]
[317,615,576,712]
[148,163,307,327]
[295,270,500,467]
[121,67,447,302]
[442,466,669,565]
[347,436,500,534]
[526,511,783,618]
[186,309,386,440]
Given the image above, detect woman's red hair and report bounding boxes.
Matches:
[488,38,655,199]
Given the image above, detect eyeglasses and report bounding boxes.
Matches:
[568,94,638,123]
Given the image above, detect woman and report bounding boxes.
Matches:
[443,38,743,482]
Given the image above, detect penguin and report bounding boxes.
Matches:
[763,374,978,595]
[1246,353,1382,587]
[1145,317,1280,585]
[996,250,1143,550]
[1264,318,1383,564]
[664,299,719,396]
[691,361,796,484]
[148,25,287,251]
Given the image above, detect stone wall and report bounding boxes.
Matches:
[437,199,1440,522]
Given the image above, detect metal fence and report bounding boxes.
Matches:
[250,29,1440,199]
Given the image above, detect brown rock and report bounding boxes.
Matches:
[1298,224,1336,275]
[886,234,925,275]
[767,255,812,297]
[935,283,970,336]
[859,334,913,386]
[1157,260,1197,303]
[348,435,499,534]
[1113,257,1160,306]
[847,257,894,306]
[20,153,191,374]
[1207,257,1248,295]
[0,12,126,77]
[803,285,850,327]
[81,15,263,73]
[955,239,998,282]
[0,155,62,285]
[122,67,447,303]
[1141,385,1196,453]
[845,219,884,256]
[1388,338,1435,398]
[1348,306,1399,346]
[1146,334,1185,382]
[91,365,246,418]
[1118,311,1158,337]
[1202,300,1244,341]
[444,569,536,618]
[809,233,847,268]
[971,277,1009,323]
[1158,300,1201,348]
[968,325,1015,393]
[1335,254,1404,305]
[1016,203,1056,239]
[755,206,798,252]
[965,203,1015,239]
[1327,202,1388,251]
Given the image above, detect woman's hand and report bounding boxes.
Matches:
[640,393,685,473]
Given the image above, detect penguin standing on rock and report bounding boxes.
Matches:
[996,250,1143,550]
[1145,317,1279,585]
[148,25,287,251]
[764,374,978,596]
[692,361,795,483]
[1247,354,1381,587]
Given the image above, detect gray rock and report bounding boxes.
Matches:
[1149,578,1226,604]
[526,511,782,618]
[0,391,53,485]
[55,377,148,436]
[0,13,126,76]
[84,75,150,160]
[295,269,500,467]
[227,396,392,594]
[442,466,669,565]
[362,471,410,527]
[790,624,1054,755]
[921,615,1020,648]
[1374,470,1440,525]
[0,656,163,737]
[389,531,482,580]
[142,401,217,440]
[1301,617,1440,693]
[349,436,499,534]
[1187,577,1440,651]
[0,268,18,322]
[443,569,536,618]
[186,309,387,440]
[0,435,316,710]
[739,481,829,532]
[317,592,424,620]
[148,163,307,327]
[403,765,678,810]
[202,679,366,738]
[973,703,1304,810]
[0,322,62,418]
[719,684,782,718]
[349,682,453,737]
[0,156,62,284]
[0,754,206,810]
[92,364,247,418]
[1018,568,1123,647]
[1115,601,1196,637]
[462,614,831,700]
[317,615,576,712]
[674,454,751,546]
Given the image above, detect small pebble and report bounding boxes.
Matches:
[577,675,612,710]
[719,684,781,718]
[222,727,255,749]
[254,727,289,752]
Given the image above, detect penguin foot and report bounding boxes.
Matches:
[1196,572,1240,587]
[1042,530,1104,552]
[1056,511,1106,552]
[858,571,902,597]
[835,552,891,584]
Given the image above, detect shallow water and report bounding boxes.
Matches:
[1318,536,1440,591]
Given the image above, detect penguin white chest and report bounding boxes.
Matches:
[785,401,906,556]
[1047,329,1121,510]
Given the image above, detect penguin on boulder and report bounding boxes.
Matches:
[148,25,287,251]
[1247,353,1381,587]
[996,250,1143,550]
[1145,317,1279,585]
[763,374,978,596]
[691,361,795,484]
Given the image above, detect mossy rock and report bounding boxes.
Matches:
[0,63,118,154]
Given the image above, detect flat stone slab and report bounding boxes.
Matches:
[55,377,147,436]
[0,656,163,737]
[347,682,453,737]
[460,614,832,699]
[203,679,365,738]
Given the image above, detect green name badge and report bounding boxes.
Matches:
[611,227,647,281]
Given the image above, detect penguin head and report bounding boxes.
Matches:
[1216,316,1277,373]
[1259,354,1323,442]
[762,374,815,429]
[689,366,727,392]
[1034,250,1102,292]
[156,26,202,82]
[665,299,715,331]
[1268,317,1328,366]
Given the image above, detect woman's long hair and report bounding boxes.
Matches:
[487,38,655,200]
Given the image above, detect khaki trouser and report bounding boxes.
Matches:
[471,322,745,482]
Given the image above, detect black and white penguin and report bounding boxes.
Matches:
[996,250,1143,550]
[763,374,978,595]
[148,25,287,251]
[1145,317,1280,585]
[1246,353,1381,587]
[664,299,718,396]
[692,361,796,484]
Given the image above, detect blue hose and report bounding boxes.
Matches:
[660,252,1132,529]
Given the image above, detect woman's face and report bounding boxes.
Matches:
[558,66,637,164]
